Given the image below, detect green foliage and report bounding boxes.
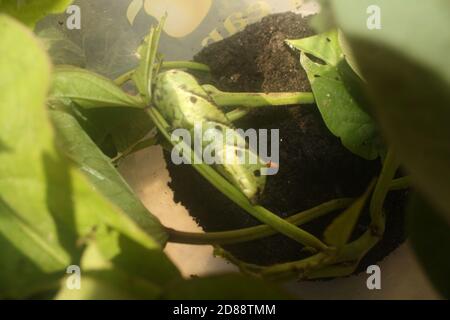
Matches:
[325,0,450,296]
[55,241,162,300]
[50,66,145,109]
[0,14,71,297]
[56,225,181,300]
[407,194,450,299]
[287,31,383,160]
[73,106,155,154]
[132,16,166,100]
[3,0,448,299]
[0,11,298,299]
[324,180,375,246]
[51,108,167,245]
[50,66,155,155]
[37,26,86,67]
[0,0,73,27]
[0,13,172,299]
[328,0,450,223]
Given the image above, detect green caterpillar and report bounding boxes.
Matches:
[153,70,266,203]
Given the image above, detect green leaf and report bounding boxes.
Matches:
[0,14,74,298]
[50,108,167,245]
[162,274,293,300]
[324,180,375,246]
[37,26,86,67]
[50,66,145,109]
[73,106,155,154]
[132,16,166,101]
[133,27,155,100]
[407,194,450,299]
[55,241,162,300]
[288,30,342,66]
[287,31,383,160]
[56,225,181,300]
[329,0,450,221]
[0,15,169,298]
[0,0,73,28]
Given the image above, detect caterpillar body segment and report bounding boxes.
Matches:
[154,70,267,203]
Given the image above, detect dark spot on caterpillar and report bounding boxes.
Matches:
[180,84,187,90]
[211,149,216,157]
[155,92,163,102]
[215,125,224,132]
[235,149,242,157]
[254,169,261,177]
[326,37,331,42]
[190,96,198,104]
[314,74,321,78]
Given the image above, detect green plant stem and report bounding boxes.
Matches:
[146,107,330,252]
[114,70,134,86]
[389,176,411,191]
[226,108,250,122]
[369,149,400,235]
[215,228,379,281]
[209,158,405,281]
[165,176,410,246]
[114,61,211,86]
[111,135,158,164]
[162,61,211,72]
[167,198,352,245]
[203,85,315,108]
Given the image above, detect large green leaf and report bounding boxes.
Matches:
[162,274,292,300]
[328,0,450,222]
[407,194,450,299]
[50,108,167,245]
[287,31,383,160]
[0,15,171,298]
[0,0,73,28]
[0,14,73,298]
[324,180,375,247]
[55,241,161,300]
[37,26,86,67]
[50,66,154,154]
[73,106,155,154]
[56,226,181,300]
[50,66,145,109]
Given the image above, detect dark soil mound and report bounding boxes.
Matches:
[164,12,407,270]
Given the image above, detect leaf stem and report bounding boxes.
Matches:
[388,176,411,191]
[146,107,330,251]
[114,61,211,86]
[369,149,400,235]
[165,175,410,247]
[204,85,315,108]
[162,61,211,73]
[226,108,250,122]
[166,198,352,245]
